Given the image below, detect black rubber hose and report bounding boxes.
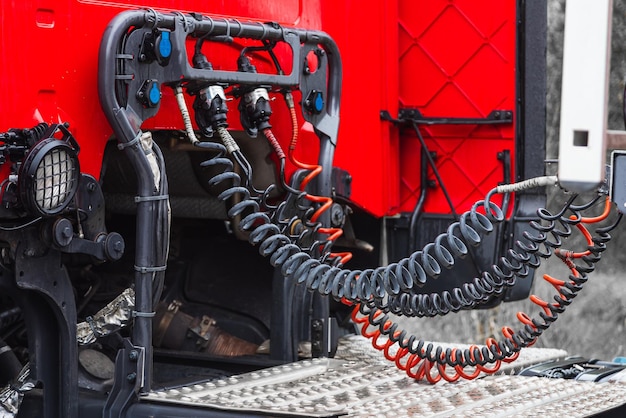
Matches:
[0,307,21,329]
[0,337,21,385]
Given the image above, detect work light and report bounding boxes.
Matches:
[18,136,80,217]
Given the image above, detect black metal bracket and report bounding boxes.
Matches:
[611,151,626,213]
[99,10,343,388]
[103,339,143,418]
[331,167,352,199]
[380,108,513,126]
[0,228,78,418]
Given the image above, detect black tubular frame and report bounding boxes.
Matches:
[505,0,547,301]
[98,9,342,397]
[516,0,547,185]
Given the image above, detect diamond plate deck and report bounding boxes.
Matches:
[144,336,626,417]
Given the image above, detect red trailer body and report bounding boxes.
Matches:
[6,2,622,418]
[322,0,517,216]
[0,0,322,180]
[0,0,517,218]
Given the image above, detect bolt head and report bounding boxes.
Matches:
[126,372,137,383]
[330,204,344,226]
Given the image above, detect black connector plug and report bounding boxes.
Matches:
[237,56,272,137]
[191,53,229,138]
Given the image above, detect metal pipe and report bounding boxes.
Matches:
[99,11,160,393]
[98,8,343,387]
[408,149,429,253]
[0,338,21,386]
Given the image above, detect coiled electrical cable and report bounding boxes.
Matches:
[200,118,624,383]
[377,185,572,318]
[283,91,351,264]
[261,127,321,252]
[185,50,619,382]
[198,138,619,382]
[351,196,619,382]
[201,132,563,308]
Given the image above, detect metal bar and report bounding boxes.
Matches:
[99,11,162,395]
[398,108,513,125]
[517,0,547,185]
[408,148,429,253]
[270,268,297,362]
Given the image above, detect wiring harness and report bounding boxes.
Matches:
[351,193,619,382]
[169,17,621,383]
[181,47,620,381]
[195,101,620,381]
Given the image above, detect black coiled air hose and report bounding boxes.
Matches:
[200,138,618,371]
[200,139,527,309]
[357,200,620,371]
[379,194,583,318]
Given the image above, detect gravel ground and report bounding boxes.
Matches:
[395,1,626,361]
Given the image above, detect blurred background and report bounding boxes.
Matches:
[398,0,626,360]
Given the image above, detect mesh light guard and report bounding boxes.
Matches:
[19,137,80,216]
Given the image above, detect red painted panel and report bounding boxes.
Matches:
[395,0,517,215]
[322,0,400,217]
[75,0,304,24]
[321,0,517,217]
[0,0,321,179]
[0,0,517,219]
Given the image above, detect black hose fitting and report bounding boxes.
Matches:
[237,56,272,137]
[192,53,229,138]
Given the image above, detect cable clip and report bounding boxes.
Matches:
[117,131,143,150]
[134,194,169,203]
[134,265,167,273]
[173,11,190,32]
[132,311,156,318]
[85,316,102,337]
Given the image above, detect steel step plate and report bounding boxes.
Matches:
[144,336,626,417]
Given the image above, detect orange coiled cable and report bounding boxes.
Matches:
[519,196,610,332]
[365,193,617,386]
[555,197,611,260]
[351,197,614,384]
[284,94,351,264]
[350,305,519,383]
